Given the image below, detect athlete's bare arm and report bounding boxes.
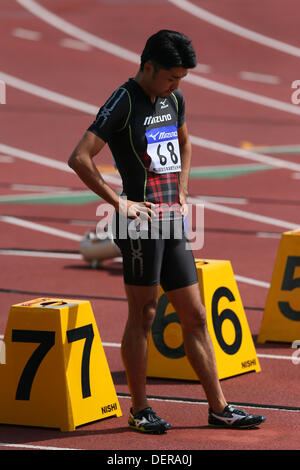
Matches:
[68,130,155,221]
[177,123,192,215]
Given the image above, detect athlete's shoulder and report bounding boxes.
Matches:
[87,80,132,140]
[170,88,185,107]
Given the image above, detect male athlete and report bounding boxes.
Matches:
[68,30,266,433]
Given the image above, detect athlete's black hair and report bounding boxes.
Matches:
[140,29,197,71]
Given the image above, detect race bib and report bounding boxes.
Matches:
[145,125,181,174]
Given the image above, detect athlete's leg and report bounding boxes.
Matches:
[114,225,164,415]
[160,234,227,413]
[165,283,227,413]
[121,283,159,414]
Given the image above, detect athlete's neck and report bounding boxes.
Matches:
[134,72,156,104]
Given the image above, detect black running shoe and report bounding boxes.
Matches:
[208,405,266,429]
[128,407,171,434]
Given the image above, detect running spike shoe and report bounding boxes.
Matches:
[128,407,171,434]
[208,405,266,429]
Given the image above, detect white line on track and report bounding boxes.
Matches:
[0,2,297,298]
[0,142,298,238]
[0,215,82,242]
[0,442,81,450]
[0,142,121,185]
[188,197,299,231]
[15,0,300,117]
[0,140,298,233]
[95,343,300,364]
[12,27,42,41]
[16,0,140,63]
[11,183,72,192]
[239,71,280,85]
[0,249,82,259]
[189,136,300,173]
[0,142,73,172]
[0,334,294,362]
[0,71,97,116]
[0,189,92,203]
[104,343,298,364]
[234,275,270,289]
[59,38,91,51]
[2,71,300,174]
[167,0,300,58]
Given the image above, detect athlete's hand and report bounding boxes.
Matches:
[118,198,156,222]
[179,192,188,218]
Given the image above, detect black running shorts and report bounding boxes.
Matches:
[113,215,199,291]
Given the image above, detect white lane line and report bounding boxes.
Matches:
[102,343,299,364]
[59,38,91,51]
[0,189,92,203]
[15,0,300,117]
[99,342,298,363]
[194,63,212,74]
[0,215,82,242]
[239,71,280,85]
[0,142,121,185]
[189,136,300,173]
[188,197,299,231]
[167,0,300,58]
[0,334,294,362]
[185,72,300,117]
[0,70,97,115]
[0,142,72,172]
[12,27,42,41]
[234,275,270,289]
[197,194,248,205]
[11,183,72,192]
[16,0,140,63]
[0,141,298,233]
[0,442,81,450]
[2,69,300,173]
[0,249,82,259]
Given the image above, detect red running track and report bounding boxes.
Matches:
[0,0,300,454]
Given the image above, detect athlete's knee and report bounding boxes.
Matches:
[141,299,157,332]
[181,304,207,333]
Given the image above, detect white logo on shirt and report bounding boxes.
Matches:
[143,114,172,126]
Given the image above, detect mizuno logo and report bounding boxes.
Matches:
[148,131,160,140]
[144,114,172,125]
[160,99,169,109]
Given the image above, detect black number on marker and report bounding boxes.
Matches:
[152,293,185,359]
[152,287,242,359]
[211,287,242,355]
[278,256,300,321]
[12,323,94,401]
[12,329,55,400]
[67,324,94,398]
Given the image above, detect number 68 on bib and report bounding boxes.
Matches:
[146,125,181,174]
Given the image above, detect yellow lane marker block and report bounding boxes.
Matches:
[147,260,260,381]
[0,298,122,431]
[258,229,300,343]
